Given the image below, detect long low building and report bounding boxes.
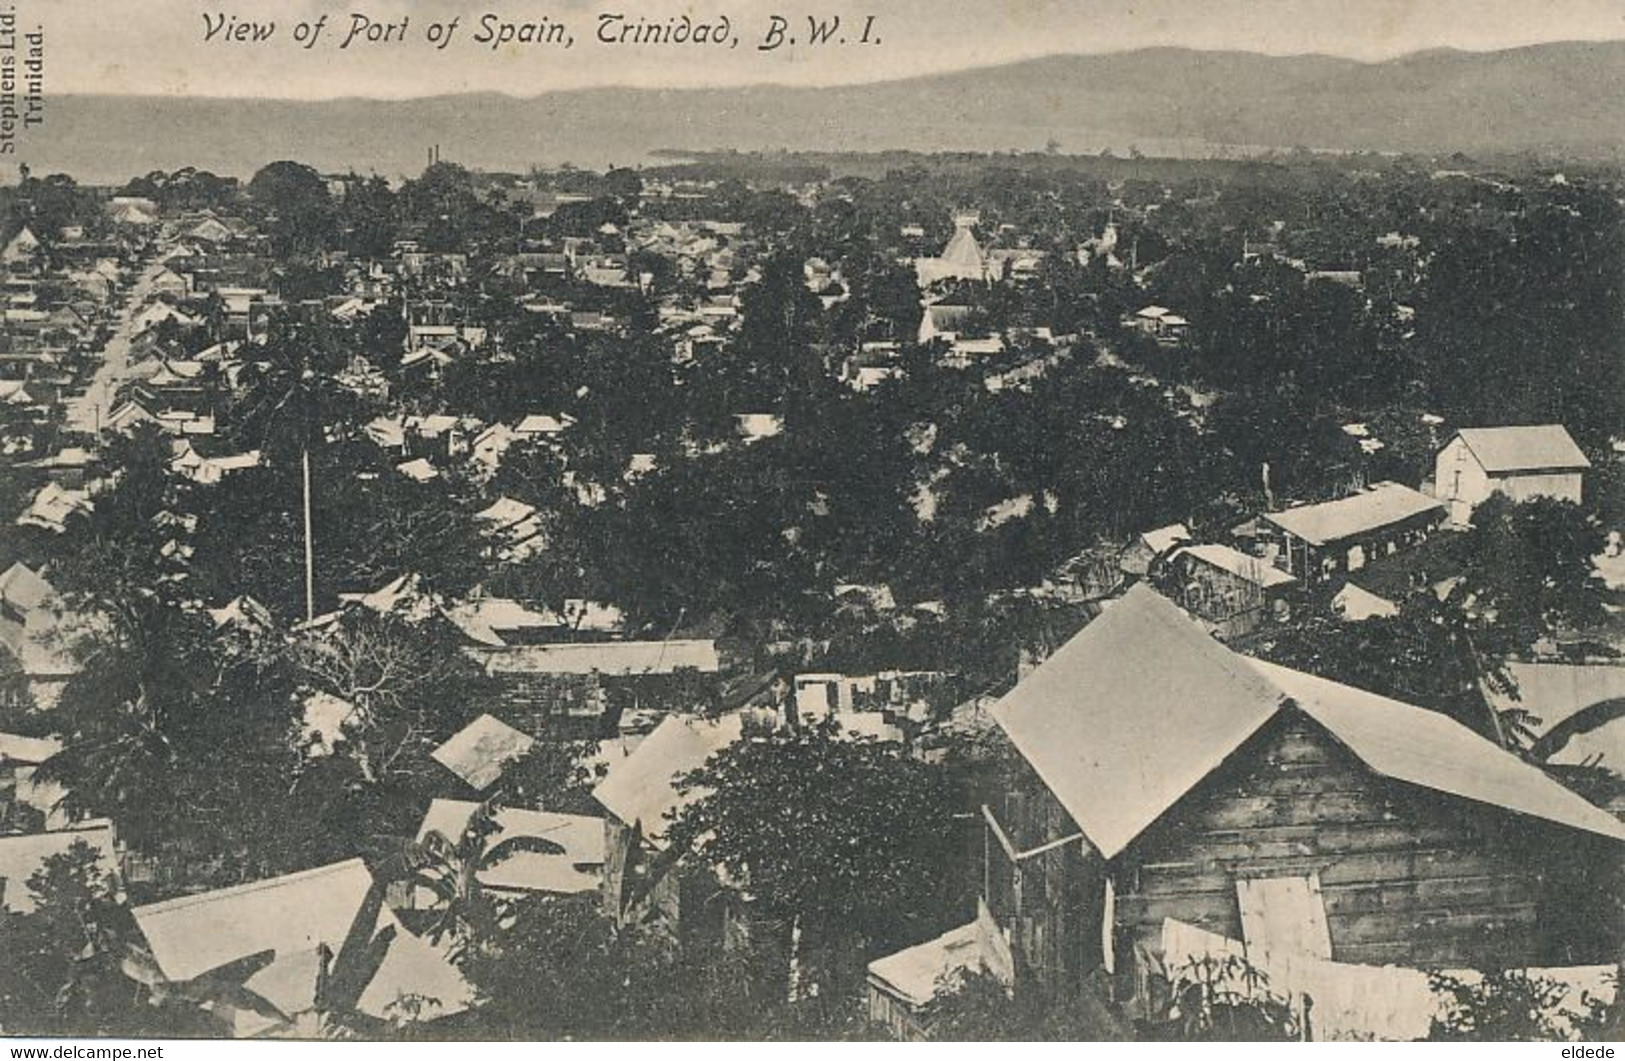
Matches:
[1261,481,1445,584]
[471,639,720,676]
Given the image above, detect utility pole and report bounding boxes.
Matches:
[302,445,316,623]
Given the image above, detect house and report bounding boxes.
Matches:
[593,712,747,942]
[514,414,576,439]
[1261,482,1445,585]
[429,714,536,792]
[1125,305,1190,344]
[0,731,67,831]
[473,496,545,563]
[1331,533,1468,622]
[470,640,722,737]
[1434,426,1590,523]
[16,482,93,534]
[130,859,473,1037]
[2,226,43,268]
[1119,522,1192,578]
[0,821,119,913]
[866,903,1015,1040]
[411,799,603,899]
[1164,543,1297,638]
[474,639,720,678]
[734,413,783,443]
[793,670,953,726]
[149,268,190,299]
[0,562,79,708]
[978,585,1625,1021]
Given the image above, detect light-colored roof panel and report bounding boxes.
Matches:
[477,639,720,676]
[132,859,472,1026]
[1457,425,1591,474]
[866,921,988,1008]
[133,859,373,984]
[1263,482,1444,546]
[1486,662,1625,739]
[1249,659,1625,844]
[416,799,603,896]
[990,585,1286,858]
[1177,544,1297,588]
[591,713,743,843]
[430,714,535,791]
[0,731,61,764]
[0,823,117,913]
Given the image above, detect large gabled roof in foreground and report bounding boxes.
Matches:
[991,584,1286,859]
[992,585,1625,860]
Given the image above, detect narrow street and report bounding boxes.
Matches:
[62,258,167,437]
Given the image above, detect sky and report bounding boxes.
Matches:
[40,0,1625,99]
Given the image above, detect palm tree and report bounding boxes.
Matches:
[232,323,360,622]
[384,802,566,964]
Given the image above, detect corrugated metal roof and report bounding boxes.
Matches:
[1249,659,1625,844]
[1264,482,1444,547]
[991,584,1287,859]
[1456,425,1591,474]
[591,713,744,845]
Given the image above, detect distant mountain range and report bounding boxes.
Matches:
[30,41,1625,184]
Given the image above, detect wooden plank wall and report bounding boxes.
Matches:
[1115,711,1547,971]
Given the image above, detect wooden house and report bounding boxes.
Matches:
[592,713,745,946]
[1434,426,1590,523]
[981,585,1625,1014]
[1261,481,1445,585]
[1164,543,1298,638]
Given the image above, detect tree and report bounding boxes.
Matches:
[667,722,964,999]
[383,802,567,964]
[1447,495,1615,653]
[924,969,1135,1041]
[247,161,335,255]
[0,842,152,1036]
[1251,597,1512,742]
[290,612,482,789]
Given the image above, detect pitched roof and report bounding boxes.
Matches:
[0,562,52,613]
[430,714,535,791]
[592,713,744,845]
[1455,425,1591,474]
[415,800,603,896]
[1140,523,1191,555]
[991,584,1287,858]
[0,822,118,913]
[866,920,1001,1009]
[1263,482,1444,546]
[131,859,472,1031]
[1250,659,1625,844]
[994,586,1625,858]
[939,224,985,270]
[1175,543,1297,589]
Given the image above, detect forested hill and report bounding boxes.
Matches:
[32,40,1625,183]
